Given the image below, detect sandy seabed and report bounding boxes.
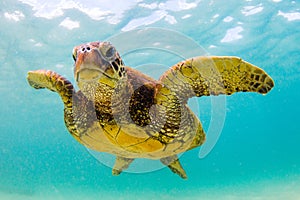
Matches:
[1,177,300,200]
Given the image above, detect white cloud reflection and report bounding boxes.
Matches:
[18,0,200,31]
[18,0,141,24]
[241,4,264,16]
[182,14,191,19]
[4,11,25,21]
[221,26,244,43]
[59,17,80,30]
[122,10,168,32]
[123,0,200,31]
[278,10,300,21]
[158,0,199,11]
[139,2,158,9]
[223,16,233,23]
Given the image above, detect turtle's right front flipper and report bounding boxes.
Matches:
[27,70,75,109]
[27,70,83,141]
[159,56,274,101]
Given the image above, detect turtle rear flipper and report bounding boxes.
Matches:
[161,155,187,179]
[112,156,134,176]
[159,56,274,100]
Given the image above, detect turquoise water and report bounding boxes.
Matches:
[1,0,300,199]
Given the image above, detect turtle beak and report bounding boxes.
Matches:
[74,48,109,82]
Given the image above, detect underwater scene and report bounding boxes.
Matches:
[1,0,300,199]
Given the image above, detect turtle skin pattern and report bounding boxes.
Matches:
[27,41,274,179]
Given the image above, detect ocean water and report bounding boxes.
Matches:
[1,0,300,199]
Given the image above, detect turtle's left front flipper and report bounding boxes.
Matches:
[159,56,274,101]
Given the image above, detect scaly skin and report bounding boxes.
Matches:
[159,56,274,100]
[27,42,274,179]
[27,70,80,142]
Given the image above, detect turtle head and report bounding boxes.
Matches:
[72,41,125,87]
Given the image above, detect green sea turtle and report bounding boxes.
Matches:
[27,41,274,179]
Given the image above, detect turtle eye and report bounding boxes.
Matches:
[100,42,116,60]
[105,47,115,58]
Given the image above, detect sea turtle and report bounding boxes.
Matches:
[27,41,274,179]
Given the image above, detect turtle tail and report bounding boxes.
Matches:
[27,70,75,110]
[158,56,274,101]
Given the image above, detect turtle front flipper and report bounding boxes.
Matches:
[27,70,82,141]
[27,70,75,110]
[159,56,274,100]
